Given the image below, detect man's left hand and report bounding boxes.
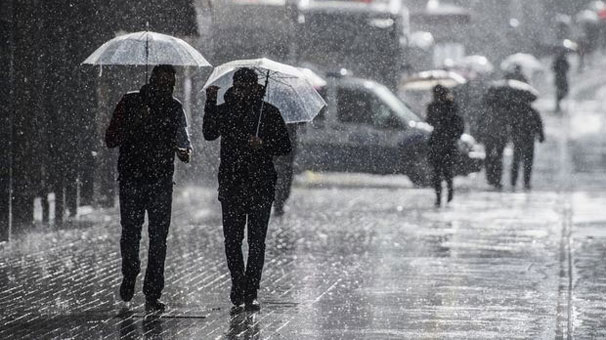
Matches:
[177,147,192,163]
[249,135,263,150]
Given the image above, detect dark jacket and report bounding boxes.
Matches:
[105,84,190,182]
[478,95,511,145]
[510,104,544,145]
[426,99,464,163]
[203,88,291,206]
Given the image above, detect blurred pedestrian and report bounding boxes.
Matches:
[553,52,570,112]
[203,68,291,312]
[105,65,192,313]
[273,123,299,216]
[510,102,545,190]
[426,85,464,207]
[478,88,511,190]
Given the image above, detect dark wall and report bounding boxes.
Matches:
[0,1,15,241]
[2,0,198,239]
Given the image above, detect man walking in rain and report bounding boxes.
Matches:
[426,85,464,207]
[479,88,511,190]
[105,65,191,313]
[510,102,545,190]
[203,68,291,312]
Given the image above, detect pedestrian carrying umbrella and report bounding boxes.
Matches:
[82,30,212,81]
[203,58,327,131]
[487,79,539,104]
[401,70,467,90]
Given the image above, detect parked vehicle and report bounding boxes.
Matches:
[295,74,484,185]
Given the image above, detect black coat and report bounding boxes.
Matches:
[426,100,464,165]
[510,104,544,145]
[106,84,189,182]
[203,88,292,207]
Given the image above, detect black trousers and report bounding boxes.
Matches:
[484,140,506,187]
[119,178,173,300]
[221,200,272,297]
[511,142,535,187]
[430,153,454,198]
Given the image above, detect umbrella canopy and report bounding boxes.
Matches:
[576,9,599,23]
[203,58,327,124]
[453,55,494,75]
[82,31,211,67]
[500,53,543,75]
[487,79,539,104]
[401,70,467,90]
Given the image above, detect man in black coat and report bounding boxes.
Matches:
[203,68,291,311]
[510,103,545,190]
[553,52,570,112]
[478,89,512,190]
[426,85,464,207]
[106,65,191,313]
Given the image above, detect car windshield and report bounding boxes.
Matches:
[372,83,421,122]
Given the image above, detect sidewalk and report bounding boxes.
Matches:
[0,180,575,339]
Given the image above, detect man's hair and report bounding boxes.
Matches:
[433,84,448,97]
[233,68,258,84]
[150,64,176,83]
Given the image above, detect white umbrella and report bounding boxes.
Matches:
[453,55,494,75]
[401,70,467,90]
[576,9,599,24]
[203,58,327,127]
[500,53,544,75]
[83,31,211,67]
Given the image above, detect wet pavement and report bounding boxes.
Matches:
[2,58,606,339]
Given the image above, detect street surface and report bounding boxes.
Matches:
[1,57,606,339]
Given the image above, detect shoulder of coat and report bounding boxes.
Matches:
[265,102,283,117]
[122,91,143,105]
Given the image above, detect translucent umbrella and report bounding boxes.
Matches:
[487,79,539,104]
[82,30,211,80]
[576,9,599,24]
[500,53,543,74]
[401,70,467,90]
[203,58,327,128]
[453,55,494,75]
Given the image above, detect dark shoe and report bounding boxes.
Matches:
[245,299,261,312]
[524,184,532,191]
[447,189,453,203]
[145,299,166,314]
[119,277,136,302]
[230,285,245,307]
[434,197,441,207]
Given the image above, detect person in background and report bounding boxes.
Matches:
[478,87,511,190]
[426,85,464,207]
[553,51,570,112]
[509,101,545,191]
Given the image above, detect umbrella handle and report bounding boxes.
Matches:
[255,70,271,137]
[145,22,149,84]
